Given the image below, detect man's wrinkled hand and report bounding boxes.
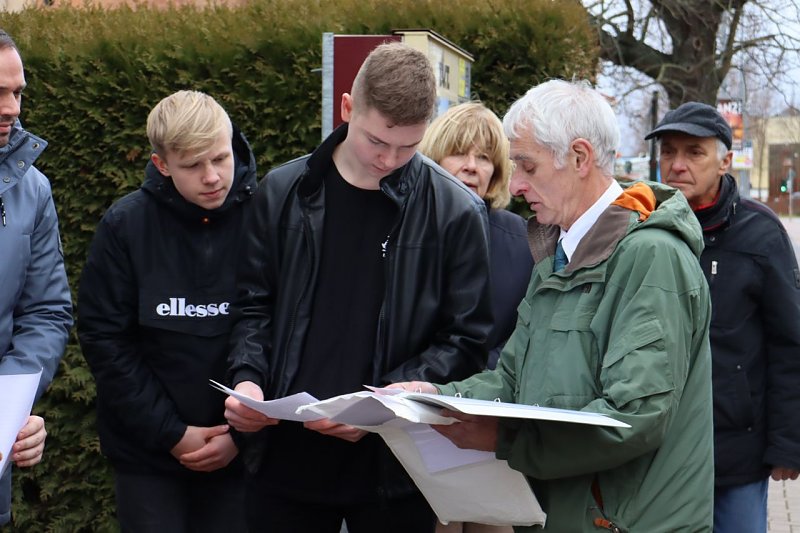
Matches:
[432,409,498,452]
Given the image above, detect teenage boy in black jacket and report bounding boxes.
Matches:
[78,90,256,532]
[646,102,800,533]
[224,42,493,533]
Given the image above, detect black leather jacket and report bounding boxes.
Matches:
[696,174,800,486]
[228,124,493,475]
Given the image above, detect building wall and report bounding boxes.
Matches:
[750,115,800,199]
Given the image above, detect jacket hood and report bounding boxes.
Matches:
[141,123,257,220]
[635,180,705,259]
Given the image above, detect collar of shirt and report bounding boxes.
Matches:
[559,180,624,261]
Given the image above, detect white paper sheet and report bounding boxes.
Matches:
[296,391,456,426]
[208,380,322,422]
[0,369,42,476]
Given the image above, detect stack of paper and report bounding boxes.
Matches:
[211,381,630,526]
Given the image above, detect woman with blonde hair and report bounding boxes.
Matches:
[421,102,533,373]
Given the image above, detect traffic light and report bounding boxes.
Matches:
[781,179,788,193]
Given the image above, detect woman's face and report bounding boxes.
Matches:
[439,144,495,199]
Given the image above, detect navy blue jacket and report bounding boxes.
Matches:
[485,207,533,368]
[696,174,800,486]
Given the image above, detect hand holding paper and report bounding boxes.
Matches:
[433,410,498,452]
[11,415,47,468]
[0,369,43,476]
[212,380,322,430]
[220,380,281,432]
[383,381,439,394]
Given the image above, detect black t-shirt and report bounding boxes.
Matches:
[262,164,398,503]
[291,166,397,397]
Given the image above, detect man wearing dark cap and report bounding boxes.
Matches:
[647,101,800,533]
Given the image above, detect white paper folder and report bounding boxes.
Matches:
[213,382,632,526]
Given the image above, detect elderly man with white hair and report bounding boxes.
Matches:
[394,79,715,532]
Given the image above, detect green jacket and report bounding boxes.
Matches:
[438,182,713,532]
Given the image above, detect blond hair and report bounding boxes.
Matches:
[146,90,232,157]
[351,42,436,126]
[420,102,512,208]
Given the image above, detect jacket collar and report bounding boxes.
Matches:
[528,180,692,276]
[693,173,737,233]
[298,122,418,206]
[0,121,47,196]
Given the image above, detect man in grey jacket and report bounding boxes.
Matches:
[0,29,72,526]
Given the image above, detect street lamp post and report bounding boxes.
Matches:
[785,154,797,218]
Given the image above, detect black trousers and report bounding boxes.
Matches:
[245,487,436,533]
[114,469,247,533]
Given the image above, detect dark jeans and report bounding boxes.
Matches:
[245,488,436,533]
[114,469,247,533]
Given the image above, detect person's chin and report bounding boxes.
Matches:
[196,194,226,209]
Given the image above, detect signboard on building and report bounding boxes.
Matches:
[321,30,473,139]
[717,99,745,150]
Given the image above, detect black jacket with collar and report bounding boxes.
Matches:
[695,173,800,486]
[78,126,257,475]
[228,124,493,486]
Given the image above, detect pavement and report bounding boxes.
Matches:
[769,478,800,532]
[768,217,800,531]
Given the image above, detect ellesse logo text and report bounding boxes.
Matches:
[156,297,230,318]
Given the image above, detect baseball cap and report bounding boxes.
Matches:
[644,102,733,149]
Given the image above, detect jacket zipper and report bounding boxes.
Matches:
[373,189,406,384]
[1,195,5,226]
[710,260,718,289]
[591,477,623,532]
[593,517,623,532]
[374,231,394,384]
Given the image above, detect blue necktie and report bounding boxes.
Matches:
[554,240,568,272]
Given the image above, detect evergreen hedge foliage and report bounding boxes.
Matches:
[0,0,597,529]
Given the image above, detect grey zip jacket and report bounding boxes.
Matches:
[0,122,72,526]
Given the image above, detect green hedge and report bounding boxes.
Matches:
[0,1,596,529]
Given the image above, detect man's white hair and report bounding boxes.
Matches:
[503,79,620,176]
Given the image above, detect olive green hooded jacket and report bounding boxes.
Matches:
[438,181,713,532]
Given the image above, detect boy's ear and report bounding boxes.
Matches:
[341,93,354,123]
[151,153,170,177]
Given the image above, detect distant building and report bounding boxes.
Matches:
[749,107,800,210]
